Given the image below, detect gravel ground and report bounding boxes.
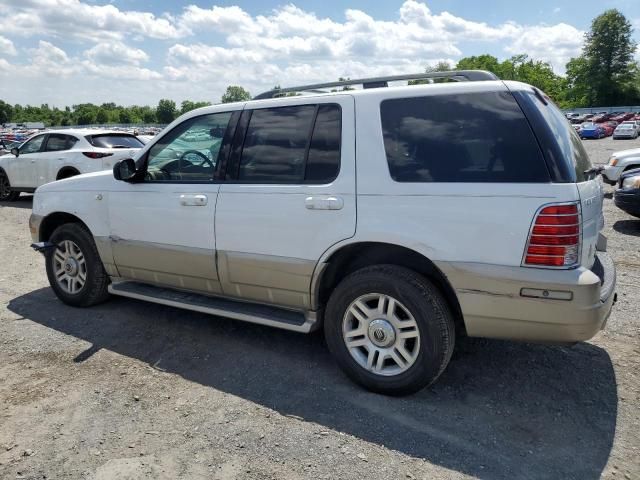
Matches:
[1,137,639,480]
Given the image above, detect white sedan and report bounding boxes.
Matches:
[0,129,144,201]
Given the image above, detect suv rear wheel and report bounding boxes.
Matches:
[324,265,455,395]
[45,223,110,307]
[0,171,20,201]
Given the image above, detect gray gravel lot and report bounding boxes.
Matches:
[1,137,639,480]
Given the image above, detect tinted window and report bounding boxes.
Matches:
[381,92,549,183]
[239,105,316,183]
[305,104,341,183]
[45,134,77,152]
[20,135,46,154]
[88,134,144,148]
[522,91,592,182]
[145,112,232,182]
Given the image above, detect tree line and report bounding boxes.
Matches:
[1,9,637,127]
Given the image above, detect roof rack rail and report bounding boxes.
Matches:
[253,70,498,100]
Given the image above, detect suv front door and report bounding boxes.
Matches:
[108,109,240,293]
[215,96,356,309]
[9,134,46,188]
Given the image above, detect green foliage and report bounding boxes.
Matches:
[156,99,177,124]
[221,85,252,103]
[566,9,639,106]
[180,100,211,115]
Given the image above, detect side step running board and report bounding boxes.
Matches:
[108,281,317,333]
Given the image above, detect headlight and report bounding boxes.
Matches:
[609,157,618,166]
[621,176,640,189]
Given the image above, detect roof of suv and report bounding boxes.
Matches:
[41,129,139,137]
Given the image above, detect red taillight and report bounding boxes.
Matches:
[82,152,113,159]
[524,203,580,268]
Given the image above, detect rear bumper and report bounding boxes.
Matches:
[438,250,617,343]
[614,189,640,217]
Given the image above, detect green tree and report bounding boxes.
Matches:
[0,100,13,124]
[567,9,639,106]
[96,108,109,124]
[156,99,176,124]
[180,100,211,115]
[221,86,251,103]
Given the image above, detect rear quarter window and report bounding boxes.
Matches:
[380,91,550,183]
[87,134,144,149]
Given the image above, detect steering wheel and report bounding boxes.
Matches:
[179,150,213,169]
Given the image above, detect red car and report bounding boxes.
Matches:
[600,124,614,136]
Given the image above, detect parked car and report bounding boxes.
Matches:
[0,129,144,201]
[613,123,639,140]
[598,124,613,136]
[603,147,640,184]
[28,72,616,395]
[606,120,619,129]
[580,122,605,139]
[614,168,640,218]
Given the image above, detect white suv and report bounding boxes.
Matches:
[0,129,144,201]
[602,147,640,184]
[29,72,616,395]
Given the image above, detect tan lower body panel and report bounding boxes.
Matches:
[437,260,614,343]
[107,239,222,294]
[217,251,314,309]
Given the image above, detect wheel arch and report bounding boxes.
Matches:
[313,241,466,336]
[39,212,91,242]
[56,167,81,181]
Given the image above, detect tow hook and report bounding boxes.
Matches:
[31,242,56,254]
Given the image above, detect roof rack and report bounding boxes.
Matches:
[253,70,498,100]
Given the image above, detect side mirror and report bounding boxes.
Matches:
[10,147,19,157]
[113,158,137,182]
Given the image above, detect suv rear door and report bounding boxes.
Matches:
[214,95,356,310]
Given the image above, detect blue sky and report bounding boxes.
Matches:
[0,0,638,106]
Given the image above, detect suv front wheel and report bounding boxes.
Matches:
[324,265,455,395]
[45,223,110,307]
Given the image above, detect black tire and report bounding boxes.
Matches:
[324,265,455,395]
[0,171,20,201]
[45,223,110,307]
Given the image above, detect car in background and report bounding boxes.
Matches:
[613,123,639,140]
[600,123,614,136]
[580,122,605,139]
[614,168,640,218]
[0,129,144,201]
[602,147,640,184]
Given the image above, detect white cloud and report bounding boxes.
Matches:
[505,23,584,72]
[0,0,628,106]
[84,42,149,66]
[0,0,180,41]
[0,36,17,56]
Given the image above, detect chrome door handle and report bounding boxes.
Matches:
[180,194,208,206]
[305,196,344,210]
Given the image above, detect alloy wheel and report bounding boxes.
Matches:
[342,293,420,376]
[52,240,87,294]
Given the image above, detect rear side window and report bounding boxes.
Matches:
[522,90,592,182]
[239,106,316,183]
[87,134,144,149]
[305,104,341,182]
[380,92,549,183]
[237,104,342,184]
[45,134,77,152]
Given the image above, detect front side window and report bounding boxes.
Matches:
[145,112,232,182]
[45,134,77,152]
[20,135,46,155]
[381,92,549,183]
